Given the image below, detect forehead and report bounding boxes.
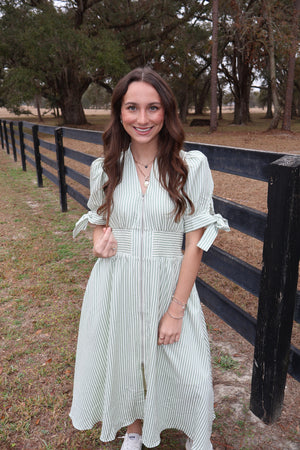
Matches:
[123,81,161,104]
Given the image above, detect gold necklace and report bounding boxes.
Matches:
[132,154,155,169]
[135,163,151,188]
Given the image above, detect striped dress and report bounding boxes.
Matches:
[69,149,229,449]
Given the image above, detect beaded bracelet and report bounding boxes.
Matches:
[167,310,184,320]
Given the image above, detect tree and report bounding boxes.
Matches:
[210,0,218,132]
[262,0,282,130]
[0,1,127,124]
[219,0,262,124]
[282,0,300,130]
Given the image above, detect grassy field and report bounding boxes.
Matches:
[0,114,299,449]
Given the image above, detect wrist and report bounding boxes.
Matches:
[168,301,184,315]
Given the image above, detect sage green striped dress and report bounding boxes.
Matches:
[70,149,229,449]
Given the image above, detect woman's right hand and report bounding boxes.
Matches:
[93,226,118,258]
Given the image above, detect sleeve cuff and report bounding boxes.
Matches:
[73,211,106,238]
[197,213,230,252]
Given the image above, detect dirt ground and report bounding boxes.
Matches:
[0,113,299,449]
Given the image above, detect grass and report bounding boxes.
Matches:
[213,351,240,372]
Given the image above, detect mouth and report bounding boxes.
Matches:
[133,126,153,135]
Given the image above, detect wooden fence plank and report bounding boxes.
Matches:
[250,155,300,423]
[22,121,35,129]
[37,124,56,135]
[196,277,257,345]
[23,132,34,143]
[202,246,261,297]
[40,153,57,170]
[213,196,267,241]
[185,141,287,181]
[62,127,103,145]
[65,165,90,188]
[39,138,56,153]
[66,184,89,209]
[64,146,96,165]
[42,167,59,186]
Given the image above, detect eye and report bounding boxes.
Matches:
[127,105,136,111]
[149,105,159,111]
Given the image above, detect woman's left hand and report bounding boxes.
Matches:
[157,311,183,346]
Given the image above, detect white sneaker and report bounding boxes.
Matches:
[121,433,143,450]
[185,438,193,450]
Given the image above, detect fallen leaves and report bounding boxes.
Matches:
[42,358,52,366]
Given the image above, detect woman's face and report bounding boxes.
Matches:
[120,81,165,151]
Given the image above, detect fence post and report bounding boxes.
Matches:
[10,122,17,162]
[32,125,43,187]
[55,127,67,212]
[250,155,300,423]
[18,122,26,171]
[0,120,4,149]
[3,120,9,154]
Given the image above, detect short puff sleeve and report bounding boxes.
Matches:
[73,157,107,238]
[183,150,229,251]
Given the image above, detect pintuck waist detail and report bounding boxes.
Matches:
[113,229,183,258]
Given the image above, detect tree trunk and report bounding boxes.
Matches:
[264,0,281,130]
[218,85,223,120]
[179,81,189,123]
[265,82,273,119]
[234,92,241,124]
[35,94,44,122]
[232,52,251,124]
[210,0,219,132]
[291,101,297,118]
[194,78,210,115]
[56,70,88,125]
[60,93,87,125]
[282,0,300,131]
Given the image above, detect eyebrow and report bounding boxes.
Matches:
[124,101,162,105]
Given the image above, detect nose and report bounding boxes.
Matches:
[137,108,148,124]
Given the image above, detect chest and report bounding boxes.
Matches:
[110,162,183,231]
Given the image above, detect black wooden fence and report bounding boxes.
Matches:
[1,118,299,425]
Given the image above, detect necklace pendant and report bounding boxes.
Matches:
[144,179,150,187]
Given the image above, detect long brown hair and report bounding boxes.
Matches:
[98,67,194,225]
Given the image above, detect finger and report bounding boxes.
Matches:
[102,229,117,254]
[163,336,170,345]
[168,336,176,345]
[94,227,111,255]
[158,336,165,345]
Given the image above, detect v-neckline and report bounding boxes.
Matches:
[129,147,156,196]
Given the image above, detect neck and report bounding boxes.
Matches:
[130,143,158,162]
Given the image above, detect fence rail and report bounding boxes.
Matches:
[1,118,299,425]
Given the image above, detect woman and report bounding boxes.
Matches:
[70,67,229,450]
